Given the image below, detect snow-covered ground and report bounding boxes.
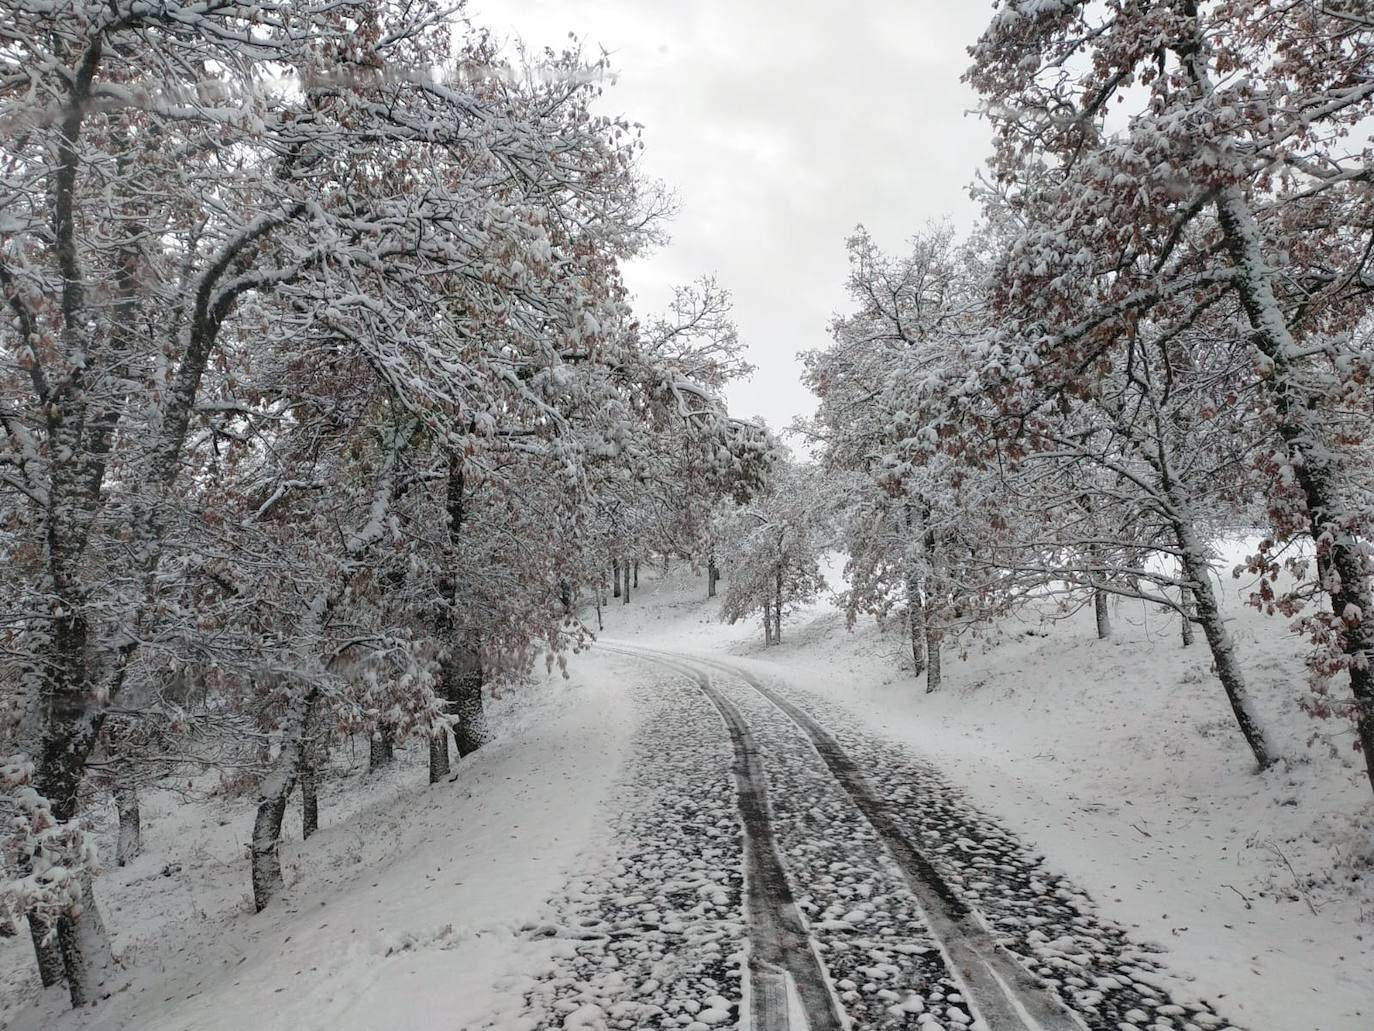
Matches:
[1,665,639,1031]
[603,551,1374,1031]
[4,549,1371,1030]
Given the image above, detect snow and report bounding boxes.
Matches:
[599,551,1373,1031]
[1,662,637,1031]
[4,550,1371,1030]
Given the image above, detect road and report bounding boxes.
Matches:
[499,646,1238,1031]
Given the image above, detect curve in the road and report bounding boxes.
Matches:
[619,644,1087,1031]
[613,649,847,1031]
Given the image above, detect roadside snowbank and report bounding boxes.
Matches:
[1,657,637,1031]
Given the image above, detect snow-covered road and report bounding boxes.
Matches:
[501,647,1242,1031]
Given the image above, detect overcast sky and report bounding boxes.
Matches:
[474,1,997,433]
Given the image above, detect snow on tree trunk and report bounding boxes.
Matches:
[1213,184,1374,791]
[56,879,114,1007]
[1180,588,1196,648]
[251,689,315,912]
[707,557,719,598]
[1094,588,1112,641]
[612,560,621,598]
[763,600,774,645]
[907,573,927,677]
[428,727,451,784]
[453,629,487,758]
[369,725,395,773]
[29,917,63,988]
[1175,523,1273,770]
[114,781,140,867]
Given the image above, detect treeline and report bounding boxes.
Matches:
[0,3,769,1007]
[802,4,1374,793]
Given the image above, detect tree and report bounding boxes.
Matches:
[967,0,1374,787]
[718,461,828,645]
[0,2,659,1001]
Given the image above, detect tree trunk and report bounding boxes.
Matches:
[251,689,315,912]
[621,558,630,604]
[763,600,774,645]
[114,780,140,867]
[428,726,451,784]
[707,557,719,598]
[1094,587,1112,640]
[1212,183,1372,791]
[907,575,926,677]
[452,628,487,758]
[368,724,395,772]
[1175,523,1273,769]
[925,625,942,693]
[1180,587,1196,647]
[612,559,621,598]
[774,566,784,644]
[632,560,639,588]
[56,878,114,1007]
[29,916,64,988]
[594,588,603,631]
[299,754,318,841]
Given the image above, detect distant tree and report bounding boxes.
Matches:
[718,462,828,645]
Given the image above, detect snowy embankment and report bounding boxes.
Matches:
[607,551,1373,1031]
[1,663,637,1031]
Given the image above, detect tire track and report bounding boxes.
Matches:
[617,644,1086,1031]
[608,649,846,1031]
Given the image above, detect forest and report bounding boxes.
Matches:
[2,3,1371,1029]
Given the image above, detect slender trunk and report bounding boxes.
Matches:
[428,726,450,783]
[923,513,943,692]
[251,689,315,912]
[1180,587,1196,647]
[707,557,719,598]
[621,558,630,604]
[368,724,395,772]
[452,628,487,758]
[1211,184,1372,791]
[299,754,318,841]
[632,560,639,589]
[29,916,64,988]
[774,566,784,644]
[763,600,774,645]
[114,780,140,866]
[907,576,926,677]
[1176,526,1273,769]
[612,559,621,598]
[1094,587,1112,640]
[594,588,603,632]
[925,625,942,693]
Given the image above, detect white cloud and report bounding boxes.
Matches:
[474,0,996,432]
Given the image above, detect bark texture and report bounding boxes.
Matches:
[114,781,140,867]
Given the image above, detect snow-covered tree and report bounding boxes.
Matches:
[718,460,828,645]
[966,0,1374,786]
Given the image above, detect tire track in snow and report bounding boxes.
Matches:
[612,649,847,1031]
[617,645,1086,1031]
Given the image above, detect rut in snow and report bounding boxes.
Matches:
[635,645,1242,1031]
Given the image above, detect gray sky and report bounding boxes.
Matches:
[474,1,996,433]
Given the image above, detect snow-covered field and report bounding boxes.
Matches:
[3,550,1370,1031]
